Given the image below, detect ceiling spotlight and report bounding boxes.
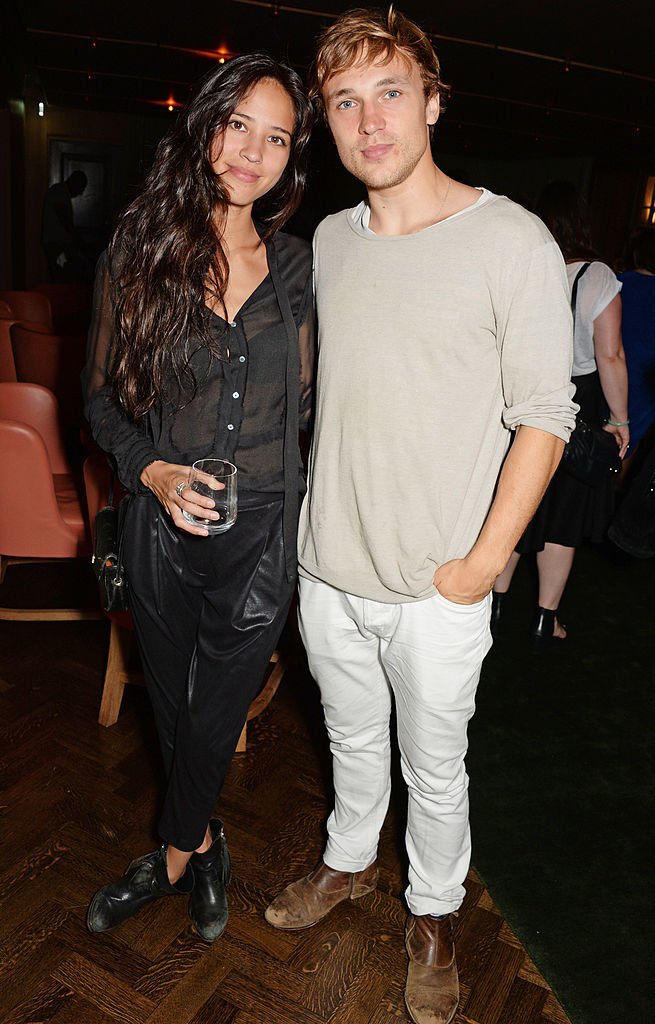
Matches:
[38,101,45,117]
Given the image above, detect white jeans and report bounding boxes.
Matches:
[298,576,492,916]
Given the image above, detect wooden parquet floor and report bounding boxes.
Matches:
[0,591,573,1024]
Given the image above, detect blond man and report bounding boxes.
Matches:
[266,9,577,1023]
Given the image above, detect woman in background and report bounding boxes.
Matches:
[83,55,313,941]
[492,181,629,644]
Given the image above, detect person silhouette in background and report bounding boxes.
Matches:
[41,170,88,281]
[606,228,655,558]
[618,227,655,466]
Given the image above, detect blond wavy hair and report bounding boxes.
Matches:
[309,6,449,122]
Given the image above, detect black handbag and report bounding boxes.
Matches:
[562,418,621,486]
[562,263,622,487]
[91,471,130,612]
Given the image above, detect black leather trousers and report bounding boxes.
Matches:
[122,492,294,851]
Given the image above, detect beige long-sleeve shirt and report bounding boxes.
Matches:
[298,193,578,603]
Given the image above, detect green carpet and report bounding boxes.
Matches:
[468,544,655,1024]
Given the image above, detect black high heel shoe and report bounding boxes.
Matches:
[530,606,566,651]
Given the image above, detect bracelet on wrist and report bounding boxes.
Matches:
[606,419,629,427]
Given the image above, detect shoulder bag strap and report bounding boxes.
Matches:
[570,261,591,328]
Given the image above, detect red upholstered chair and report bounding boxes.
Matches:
[10,321,86,426]
[0,317,18,382]
[83,453,285,747]
[0,301,12,316]
[0,290,52,329]
[0,382,100,621]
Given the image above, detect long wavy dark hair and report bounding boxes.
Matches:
[534,180,599,264]
[108,54,312,419]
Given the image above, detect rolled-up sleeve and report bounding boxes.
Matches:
[497,238,578,441]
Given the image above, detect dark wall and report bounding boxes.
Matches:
[590,161,651,267]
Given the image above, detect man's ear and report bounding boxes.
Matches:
[426,91,440,127]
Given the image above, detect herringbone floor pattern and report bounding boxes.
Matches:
[0,571,572,1024]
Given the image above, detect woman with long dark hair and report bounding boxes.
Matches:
[83,54,314,941]
[492,181,629,644]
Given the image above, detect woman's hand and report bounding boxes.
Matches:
[602,421,630,458]
[140,460,220,536]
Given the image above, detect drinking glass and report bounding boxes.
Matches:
[182,459,237,534]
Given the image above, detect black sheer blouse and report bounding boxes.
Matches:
[82,231,315,578]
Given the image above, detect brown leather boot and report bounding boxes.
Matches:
[265,860,378,930]
[405,914,459,1024]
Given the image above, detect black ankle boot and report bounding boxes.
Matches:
[490,591,506,637]
[87,846,194,934]
[189,819,231,942]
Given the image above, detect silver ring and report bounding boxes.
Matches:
[175,480,188,498]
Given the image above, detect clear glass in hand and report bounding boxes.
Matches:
[182,459,237,534]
